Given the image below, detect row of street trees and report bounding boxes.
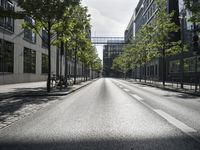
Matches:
[1,0,102,92]
[112,0,183,86]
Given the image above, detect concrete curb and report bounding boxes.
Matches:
[127,80,200,97]
[0,79,98,99]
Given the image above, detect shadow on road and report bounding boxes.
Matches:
[0,95,59,123]
[0,80,90,124]
[0,136,200,150]
[130,82,200,99]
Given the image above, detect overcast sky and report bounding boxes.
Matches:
[81,0,139,59]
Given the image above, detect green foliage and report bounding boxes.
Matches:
[112,0,182,75]
[112,53,130,73]
[53,4,91,54]
[1,0,100,89]
[184,0,200,23]
[153,0,181,57]
[17,0,79,24]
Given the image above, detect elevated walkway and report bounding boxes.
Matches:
[91,37,124,45]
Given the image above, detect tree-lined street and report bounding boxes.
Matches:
[1,0,200,149]
[0,78,200,150]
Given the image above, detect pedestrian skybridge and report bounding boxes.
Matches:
[91,37,125,45]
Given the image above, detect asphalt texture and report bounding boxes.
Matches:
[0,78,200,150]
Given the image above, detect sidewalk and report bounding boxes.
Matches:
[126,79,200,96]
[0,79,97,130]
[0,78,96,100]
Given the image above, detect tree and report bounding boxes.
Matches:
[78,44,101,81]
[91,57,102,75]
[184,0,200,23]
[150,0,182,86]
[66,5,91,84]
[112,0,181,84]
[135,25,155,82]
[112,53,130,79]
[17,0,80,92]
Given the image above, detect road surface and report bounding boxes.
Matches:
[0,78,200,150]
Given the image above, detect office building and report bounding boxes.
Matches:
[124,13,135,43]
[0,0,87,85]
[103,40,124,77]
[126,0,200,83]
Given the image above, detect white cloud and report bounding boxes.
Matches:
[81,0,139,59]
[89,7,125,37]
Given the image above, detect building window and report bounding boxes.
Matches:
[169,60,180,73]
[0,39,14,73]
[42,53,48,74]
[0,0,4,7]
[42,30,48,49]
[24,17,36,43]
[24,47,36,73]
[0,0,14,32]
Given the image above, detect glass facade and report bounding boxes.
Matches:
[143,0,157,24]
[42,30,48,49]
[103,43,123,77]
[24,17,36,43]
[0,0,14,32]
[0,39,14,73]
[24,47,36,73]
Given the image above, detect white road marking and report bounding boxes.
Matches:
[153,109,196,133]
[129,92,200,143]
[123,89,130,92]
[130,94,143,101]
[153,109,200,143]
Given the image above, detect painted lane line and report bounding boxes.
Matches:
[153,109,196,133]
[153,109,200,144]
[130,94,143,101]
[123,89,130,92]
[129,92,200,144]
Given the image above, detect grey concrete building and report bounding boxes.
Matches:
[0,0,88,85]
[0,0,58,84]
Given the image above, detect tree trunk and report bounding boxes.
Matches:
[135,72,137,81]
[162,49,166,86]
[82,63,84,81]
[86,65,88,81]
[47,21,51,92]
[144,62,147,83]
[65,49,68,87]
[74,50,77,85]
[139,64,141,82]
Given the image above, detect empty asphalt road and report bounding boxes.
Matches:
[0,78,200,150]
